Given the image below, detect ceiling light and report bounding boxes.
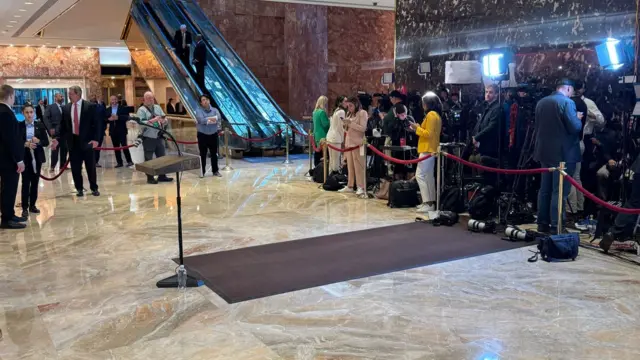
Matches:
[13,15,21,18]
[6,25,14,28]
[57,45,61,48]
[19,9,27,12]
[10,20,17,23]
[134,48,138,51]
[87,46,91,49]
[25,2,34,4]
[9,44,14,47]
[72,46,75,48]
[111,76,115,79]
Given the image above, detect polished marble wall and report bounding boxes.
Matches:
[197,0,395,118]
[0,46,102,97]
[395,0,636,92]
[129,49,166,79]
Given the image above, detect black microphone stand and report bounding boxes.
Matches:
[131,117,203,288]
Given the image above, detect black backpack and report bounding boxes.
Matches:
[312,165,324,183]
[440,187,465,213]
[468,185,497,220]
[388,180,420,208]
[323,172,347,191]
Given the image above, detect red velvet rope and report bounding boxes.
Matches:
[564,174,640,214]
[444,153,551,175]
[232,129,283,142]
[310,138,323,153]
[367,145,433,165]
[292,128,307,136]
[40,160,70,181]
[326,143,360,153]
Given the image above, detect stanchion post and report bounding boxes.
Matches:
[361,139,368,199]
[308,132,313,171]
[283,125,292,165]
[557,162,565,234]
[436,145,442,212]
[222,128,234,171]
[322,142,328,184]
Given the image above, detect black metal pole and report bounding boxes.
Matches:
[177,170,183,265]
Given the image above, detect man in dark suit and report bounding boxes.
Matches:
[533,79,583,234]
[106,95,134,168]
[117,94,128,107]
[90,95,108,167]
[36,99,46,122]
[44,93,67,171]
[192,34,207,92]
[173,24,192,68]
[51,86,101,197]
[19,104,49,218]
[471,84,503,161]
[0,85,27,229]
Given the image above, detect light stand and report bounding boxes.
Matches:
[132,118,203,288]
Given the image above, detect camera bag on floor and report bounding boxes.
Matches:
[312,165,324,183]
[468,185,497,220]
[375,178,391,200]
[388,180,420,208]
[527,233,579,262]
[440,187,465,213]
[323,172,347,191]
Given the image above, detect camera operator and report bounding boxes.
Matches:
[533,79,583,234]
[566,89,588,222]
[468,84,502,182]
[599,152,640,253]
[382,91,405,136]
[593,120,622,201]
[387,104,417,179]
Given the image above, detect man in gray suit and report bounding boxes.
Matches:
[533,79,583,234]
[44,92,67,170]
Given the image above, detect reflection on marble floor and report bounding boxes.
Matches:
[1,147,640,360]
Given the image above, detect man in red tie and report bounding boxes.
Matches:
[51,86,101,197]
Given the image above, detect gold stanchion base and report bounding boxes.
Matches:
[222,165,234,171]
[282,158,293,165]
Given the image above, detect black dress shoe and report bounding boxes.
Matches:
[147,177,158,184]
[91,190,100,196]
[29,206,40,214]
[127,162,134,167]
[158,175,173,182]
[0,221,26,229]
[77,190,84,197]
[115,164,124,168]
[12,215,27,223]
[21,209,29,218]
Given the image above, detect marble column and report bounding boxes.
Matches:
[284,4,328,120]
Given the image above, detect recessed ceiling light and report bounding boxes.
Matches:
[9,44,13,47]
[111,76,115,79]
[6,25,14,28]
[10,20,17,23]
[57,45,61,48]
[19,9,27,11]
[13,15,22,18]
[25,2,34,4]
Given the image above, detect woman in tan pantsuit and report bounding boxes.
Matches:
[339,96,368,195]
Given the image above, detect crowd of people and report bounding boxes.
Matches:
[310,78,637,251]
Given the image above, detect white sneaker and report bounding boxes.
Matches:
[338,187,354,193]
[355,187,365,196]
[416,204,435,213]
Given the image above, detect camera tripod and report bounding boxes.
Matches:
[504,119,537,224]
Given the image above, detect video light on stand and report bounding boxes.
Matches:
[596,38,633,71]
[482,53,505,78]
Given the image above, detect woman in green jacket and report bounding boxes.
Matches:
[312,96,330,166]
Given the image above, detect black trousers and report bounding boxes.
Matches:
[611,175,640,240]
[70,136,98,192]
[111,130,132,165]
[0,169,19,223]
[314,150,323,167]
[195,64,206,91]
[197,132,219,175]
[94,130,106,164]
[21,159,42,209]
[50,139,68,169]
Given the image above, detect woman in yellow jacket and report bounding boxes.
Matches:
[410,92,443,212]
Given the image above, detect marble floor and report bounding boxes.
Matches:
[1,144,640,360]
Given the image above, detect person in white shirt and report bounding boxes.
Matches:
[136,91,173,184]
[326,96,347,173]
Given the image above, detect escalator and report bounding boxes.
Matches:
[147,0,308,146]
[126,0,259,149]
